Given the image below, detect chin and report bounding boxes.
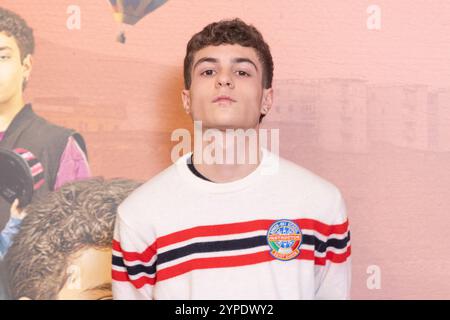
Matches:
[200,113,256,130]
[211,122,254,131]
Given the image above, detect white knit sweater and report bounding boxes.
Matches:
[112,148,351,300]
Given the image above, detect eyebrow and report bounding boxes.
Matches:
[0,46,12,51]
[83,282,112,293]
[193,57,258,72]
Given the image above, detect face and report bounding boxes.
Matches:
[56,247,113,300]
[0,32,31,105]
[182,44,273,130]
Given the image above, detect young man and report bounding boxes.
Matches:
[5,178,141,300]
[0,7,91,299]
[0,7,90,230]
[112,18,351,300]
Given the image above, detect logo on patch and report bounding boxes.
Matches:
[267,219,302,261]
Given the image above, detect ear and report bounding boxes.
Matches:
[260,87,273,116]
[181,89,191,115]
[65,264,82,290]
[21,54,33,83]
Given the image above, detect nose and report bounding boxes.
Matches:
[215,71,234,89]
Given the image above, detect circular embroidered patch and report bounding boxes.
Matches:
[267,219,302,261]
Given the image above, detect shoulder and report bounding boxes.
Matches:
[117,161,180,224]
[277,154,341,198]
[270,152,347,223]
[29,113,82,148]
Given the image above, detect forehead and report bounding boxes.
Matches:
[59,247,112,296]
[193,44,261,67]
[0,32,20,52]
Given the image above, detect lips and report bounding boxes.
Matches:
[212,96,236,103]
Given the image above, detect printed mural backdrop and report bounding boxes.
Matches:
[2,0,450,299]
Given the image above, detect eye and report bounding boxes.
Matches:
[200,69,216,76]
[236,70,250,77]
[0,55,10,60]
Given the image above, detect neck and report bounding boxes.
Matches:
[0,94,25,132]
[192,126,262,183]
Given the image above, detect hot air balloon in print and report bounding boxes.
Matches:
[109,0,168,43]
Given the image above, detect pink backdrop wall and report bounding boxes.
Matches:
[2,0,450,299]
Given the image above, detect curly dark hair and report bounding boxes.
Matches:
[4,178,141,300]
[183,18,273,123]
[0,7,35,62]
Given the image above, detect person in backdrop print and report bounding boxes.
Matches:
[0,7,91,299]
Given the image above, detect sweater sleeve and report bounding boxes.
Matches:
[314,190,352,300]
[0,217,23,260]
[54,136,91,190]
[112,212,156,300]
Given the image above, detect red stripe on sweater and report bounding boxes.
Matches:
[112,270,156,288]
[112,239,157,263]
[114,218,349,264]
[113,246,351,288]
[156,247,351,282]
[157,219,349,249]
